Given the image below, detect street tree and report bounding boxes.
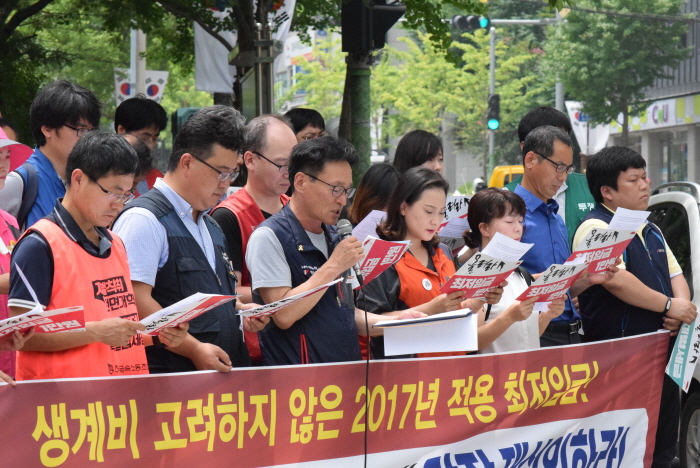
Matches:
[544,0,689,146]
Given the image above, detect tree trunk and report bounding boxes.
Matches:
[340,52,372,186]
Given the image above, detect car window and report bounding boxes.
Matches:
[650,202,693,299]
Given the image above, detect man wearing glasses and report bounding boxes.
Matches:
[212,115,297,304]
[246,136,423,366]
[514,126,617,347]
[0,80,101,230]
[211,115,297,364]
[114,106,268,374]
[8,132,188,380]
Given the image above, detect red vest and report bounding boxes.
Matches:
[214,187,290,286]
[16,219,148,380]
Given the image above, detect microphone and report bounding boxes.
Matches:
[336,219,364,286]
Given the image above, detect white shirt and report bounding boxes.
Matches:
[479,271,540,354]
[113,178,217,286]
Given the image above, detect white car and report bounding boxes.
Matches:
[648,182,700,467]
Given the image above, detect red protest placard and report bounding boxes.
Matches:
[569,227,636,273]
[140,293,237,335]
[0,306,85,337]
[516,262,588,303]
[440,252,519,298]
[355,237,410,289]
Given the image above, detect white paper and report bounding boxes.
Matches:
[382,312,478,356]
[140,293,236,334]
[352,210,386,242]
[238,279,342,318]
[438,217,470,239]
[442,196,470,226]
[607,207,650,231]
[374,309,472,328]
[524,262,588,312]
[481,232,533,262]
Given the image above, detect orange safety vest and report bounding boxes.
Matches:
[395,247,461,358]
[213,187,289,362]
[16,219,148,380]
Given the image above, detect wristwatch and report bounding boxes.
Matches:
[662,297,672,314]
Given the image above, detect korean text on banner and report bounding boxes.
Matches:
[0,332,668,468]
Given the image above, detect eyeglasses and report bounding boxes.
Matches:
[63,123,98,138]
[535,153,576,175]
[194,157,240,182]
[253,151,289,173]
[303,172,355,198]
[90,177,135,204]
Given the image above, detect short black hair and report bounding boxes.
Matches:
[378,167,449,245]
[65,132,138,186]
[122,134,154,177]
[518,107,572,143]
[522,125,572,162]
[462,188,526,249]
[114,95,168,133]
[285,108,325,134]
[30,80,101,146]
[167,105,246,172]
[393,130,443,174]
[243,114,294,154]
[289,136,358,191]
[586,146,646,204]
[0,118,19,140]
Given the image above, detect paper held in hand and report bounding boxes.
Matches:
[238,279,342,318]
[568,207,649,274]
[437,196,470,254]
[353,236,410,290]
[351,210,386,243]
[515,261,588,312]
[440,233,532,298]
[140,293,238,335]
[0,265,86,337]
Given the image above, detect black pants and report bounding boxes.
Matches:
[652,371,680,467]
[539,321,583,347]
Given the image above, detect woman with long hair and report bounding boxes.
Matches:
[357,167,503,358]
[392,130,443,175]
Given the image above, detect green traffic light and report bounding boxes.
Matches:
[487,119,500,130]
[479,17,490,28]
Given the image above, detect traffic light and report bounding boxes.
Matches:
[486,94,500,130]
[451,15,491,31]
[342,0,406,53]
[171,107,201,138]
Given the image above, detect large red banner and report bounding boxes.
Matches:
[0,332,668,467]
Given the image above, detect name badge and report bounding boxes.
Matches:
[422,278,432,291]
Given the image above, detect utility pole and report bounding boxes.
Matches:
[341,0,405,184]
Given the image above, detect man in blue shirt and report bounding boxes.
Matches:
[0,80,100,229]
[515,126,615,347]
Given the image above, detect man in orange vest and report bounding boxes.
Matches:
[212,115,297,362]
[8,132,188,380]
